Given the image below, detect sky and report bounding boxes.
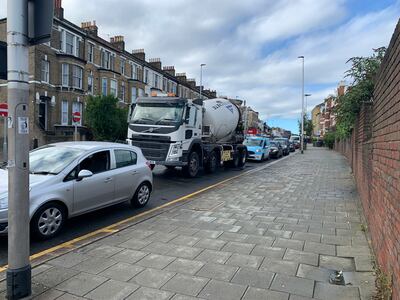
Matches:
[0,0,399,133]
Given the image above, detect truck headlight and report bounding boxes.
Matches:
[169,144,180,156]
[0,195,8,210]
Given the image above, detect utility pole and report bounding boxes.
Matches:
[7,0,31,298]
[298,56,305,154]
[2,117,6,163]
[7,0,53,298]
[199,63,206,99]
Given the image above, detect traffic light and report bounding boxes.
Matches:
[0,41,6,80]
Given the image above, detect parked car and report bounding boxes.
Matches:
[269,141,283,158]
[288,141,295,152]
[244,136,270,161]
[274,138,290,156]
[290,135,300,149]
[0,142,153,239]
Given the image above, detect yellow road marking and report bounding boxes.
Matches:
[0,155,292,274]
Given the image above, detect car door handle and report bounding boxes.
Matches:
[104,178,113,183]
[131,171,138,175]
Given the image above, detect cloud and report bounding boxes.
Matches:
[0,0,398,127]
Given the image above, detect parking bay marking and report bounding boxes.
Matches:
[0,153,295,274]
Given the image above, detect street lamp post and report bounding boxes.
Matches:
[199,63,206,99]
[304,93,312,119]
[298,56,305,154]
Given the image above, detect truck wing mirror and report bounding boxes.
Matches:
[193,98,203,106]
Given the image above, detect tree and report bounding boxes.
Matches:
[298,116,313,137]
[85,95,128,141]
[335,47,386,138]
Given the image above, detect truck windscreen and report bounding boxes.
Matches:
[131,103,184,126]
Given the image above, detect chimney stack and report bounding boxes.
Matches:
[132,49,145,61]
[176,72,187,82]
[163,66,175,76]
[149,58,162,70]
[81,21,98,36]
[186,78,196,88]
[54,0,64,19]
[110,35,125,51]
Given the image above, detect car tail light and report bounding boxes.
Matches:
[146,161,155,171]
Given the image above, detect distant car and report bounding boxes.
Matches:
[0,142,153,239]
[244,136,270,161]
[290,136,300,149]
[269,141,283,158]
[274,138,290,156]
[288,141,295,152]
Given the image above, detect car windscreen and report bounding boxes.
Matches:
[30,146,84,174]
[244,139,263,147]
[131,103,184,126]
[270,142,279,147]
[275,139,287,144]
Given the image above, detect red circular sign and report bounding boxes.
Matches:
[72,111,81,123]
[0,103,8,117]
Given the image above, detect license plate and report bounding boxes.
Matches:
[221,150,231,161]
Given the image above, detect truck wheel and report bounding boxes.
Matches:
[205,151,218,174]
[238,149,247,168]
[183,152,200,177]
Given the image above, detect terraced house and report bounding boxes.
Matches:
[0,0,216,148]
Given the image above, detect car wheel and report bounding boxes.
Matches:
[131,182,152,208]
[183,152,200,177]
[31,202,67,240]
[205,151,218,173]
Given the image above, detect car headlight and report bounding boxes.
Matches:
[256,149,261,153]
[0,195,8,210]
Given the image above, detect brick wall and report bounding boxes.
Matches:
[335,21,400,299]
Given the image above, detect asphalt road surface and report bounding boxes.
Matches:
[0,156,288,266]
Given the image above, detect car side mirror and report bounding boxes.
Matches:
[77,169,93,181]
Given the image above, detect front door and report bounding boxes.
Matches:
[38,101,47,130]
[73,150,115,214]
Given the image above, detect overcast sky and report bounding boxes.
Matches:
[0,0,399,132]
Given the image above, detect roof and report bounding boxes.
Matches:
[48,141,133,151]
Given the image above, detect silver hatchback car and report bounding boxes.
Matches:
[0,142,153,239]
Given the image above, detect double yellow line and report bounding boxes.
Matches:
[0,155,291,274]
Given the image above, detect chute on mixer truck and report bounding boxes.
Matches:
[127,94,247,177]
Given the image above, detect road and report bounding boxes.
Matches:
[0,156,288,266]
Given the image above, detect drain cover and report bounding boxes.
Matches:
[329,270,345,285]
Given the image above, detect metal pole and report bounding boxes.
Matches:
[3,116,7,163]
[298,56,305,154]
[74,124,77,141]
[7,0,32,298]
[200,63,205,99]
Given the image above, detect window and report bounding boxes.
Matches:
[120,82,125,102]
[72,101,83,125]
[110,55,115,71]
[115,150,137,168]
[61,100,68,125]
[163,78,167,91]
[138,89,144,97]
[88,43,94,63]
[101,78,107,95]
[110,79,117,96]
[65,32,74,55]
[72,65,83,89]
[144,69,149,83]
[62,63,69,86]
[101,49,110,69]
[154,74,159,88]
[131,64,137,80]
[41,60,49,83]
[120,58,125,75]
[131,87,137,103]
[88,74,93,94]
[79,151,110,174]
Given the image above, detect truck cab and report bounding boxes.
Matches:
[128,96,202,167]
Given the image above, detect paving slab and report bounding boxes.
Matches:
[270,274,315,298]
[196,263,238,281]
[125,286,173,300]
[55,272,108,296]
[198,279,247,300]
[242,287,289,300]
[314,281,360,299]
[231,267,275,289]
[130,268,175,289]
[85,279,139,300]
[162,273,209,297]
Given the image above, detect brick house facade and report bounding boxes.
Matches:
[0,0,216,149]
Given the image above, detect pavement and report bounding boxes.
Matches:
[0,147,377,299]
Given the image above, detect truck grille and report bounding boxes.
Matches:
[131,140,170,161]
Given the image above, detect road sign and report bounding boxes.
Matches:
[0,103,8,117]
[72,111,81,123]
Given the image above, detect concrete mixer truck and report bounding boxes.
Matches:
[127,95,247,177]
